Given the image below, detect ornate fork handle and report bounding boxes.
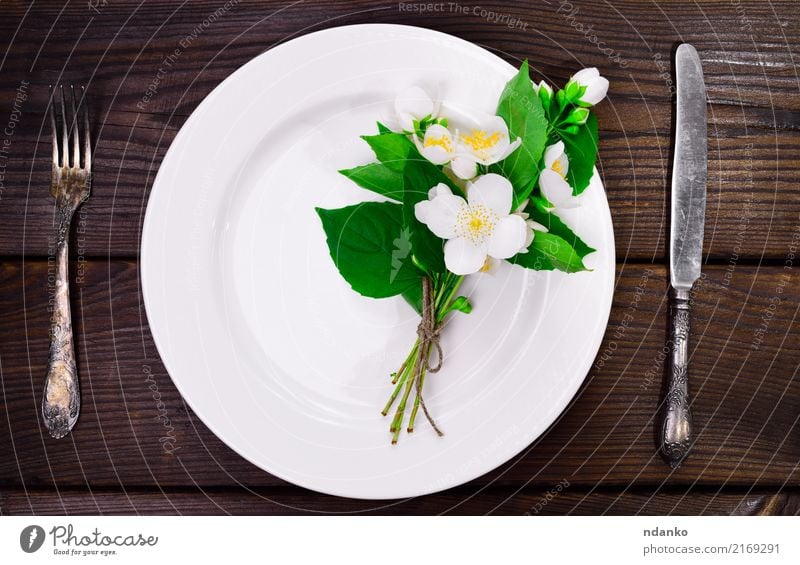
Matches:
[42,206,81,439]
[659,287,694,467]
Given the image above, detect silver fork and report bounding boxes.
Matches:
[41,85,91,439]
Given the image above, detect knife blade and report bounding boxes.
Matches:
[660,43,706,468]
[670,44,707,289]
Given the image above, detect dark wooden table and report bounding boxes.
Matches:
[1,0,799,516]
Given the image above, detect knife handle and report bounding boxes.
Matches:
[660,287,694,467]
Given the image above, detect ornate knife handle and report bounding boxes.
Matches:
[660,287,693,467]
[41,208,80,439]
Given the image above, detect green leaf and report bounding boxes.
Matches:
[528,197,595,259]
[401,157,461,274]
[560,112,598,195]
[339,126,420,201]
[361,131,416,172]
[338,163,403,201]
[491,60,548,208]
[443,295,472,315]
[316,202,422,298]
[512,231,589,273]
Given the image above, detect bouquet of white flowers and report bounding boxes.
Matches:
[317,62,608,443]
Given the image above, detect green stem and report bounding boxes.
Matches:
[409,276,464,433]
[407,343,431,432]
[385,274,466,442]
[382,364,410,416]
[391,349,420,443]
[391,341,418,384]
[436,276,465,324]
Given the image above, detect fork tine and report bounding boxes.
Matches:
[70,85,79,168]
[48,86,59,167]
[81,86,91,172]
[59,85,69,167]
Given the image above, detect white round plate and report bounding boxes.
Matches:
[142,24,615,499]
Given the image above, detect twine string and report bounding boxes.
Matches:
[414,277,444,436]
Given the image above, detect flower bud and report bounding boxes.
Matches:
[568,67,609,106]
[566,107,590,125]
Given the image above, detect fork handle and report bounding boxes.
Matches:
[42,209,80,439]
[659,287,693,467]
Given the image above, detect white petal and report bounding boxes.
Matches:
[537,80,553,95]
[428,182,452,199]
[451,156,478,179]
[539,168,573,206]
[424,124,450,136]
[415,193,465,239]
[580,76,609,105]
[420,144,451,165]
[494,137,522,162]
[481,115,510,136]
[543,141,566,168]
[467,173,513,216]
[523,227,535,250]
[378,113,405,133]
[397,113,416,133]
[457,115,511,164]
[571,67,600,85]
[556,198,581,210]
[444,237,488,275]
[394,86,434,121]
[414,199,432,224]
[528,220,548,233]
[516,224,538,253]
[487,215,528,259]
[419,124,454,164]
[554,152,569,177]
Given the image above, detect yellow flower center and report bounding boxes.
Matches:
[551,158,566,178]
[424,134,453,153]
[455,204,497,245]
[460,129,503,153]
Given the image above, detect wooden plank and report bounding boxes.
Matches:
[1,259,799,489]
[0,111,797,260]
[0,487,786,515]
[0,1,798,258]
[1,0,798,110]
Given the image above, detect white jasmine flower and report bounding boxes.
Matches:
[394,86,439,133]
[414,174,529,275]
[569,67,609,106]
[538,141,578,209]
[450,115,521,180]
[417,124,455,165]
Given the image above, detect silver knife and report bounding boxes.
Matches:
[660,44,707,468]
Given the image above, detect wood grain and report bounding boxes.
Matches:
[0,1,798,258]
[1,259,799,491]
